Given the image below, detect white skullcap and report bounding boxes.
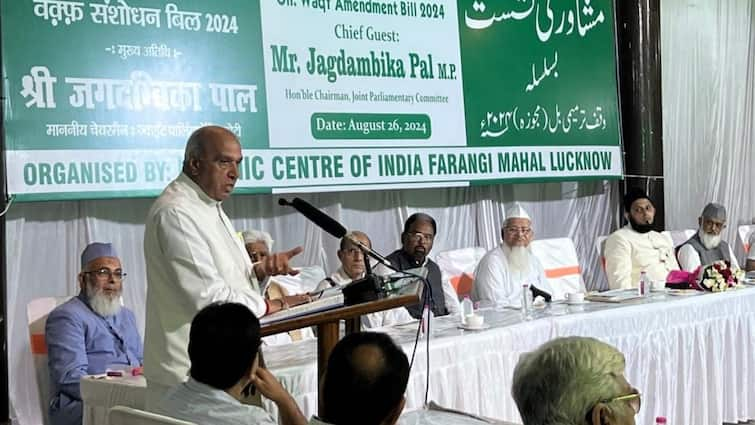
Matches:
[505,203,531,221]
[242,229,274,250]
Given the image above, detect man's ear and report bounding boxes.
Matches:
[698,216,703,227]
[78,273,86,292]
[381,396,405,425]
[188,157,201,176]
[590,402,616,425]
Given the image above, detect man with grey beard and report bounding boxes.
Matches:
[46,242,143,425]
[677,202,739,272]
[471,203,553,308]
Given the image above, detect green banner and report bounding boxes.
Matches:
[1,0,622,201]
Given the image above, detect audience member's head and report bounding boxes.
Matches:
[338,231,372,280]
[183,125,241,201]
[242,229,274,262]
[512,336,639,425]
[321,332,409,425]
[623,188,656,233]
[188,302,262,391]
[401,213,437,263]
[78,242,125,317]
[697,202,727,249]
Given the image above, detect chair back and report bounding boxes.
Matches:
[27,296,72,425]
[108,406,197,425]
[662,229,696,247]
[435,247,486,298]
[737,225,755,254]
[530,238,585,300]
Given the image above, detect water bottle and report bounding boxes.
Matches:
[461,296,474,325]
[521,284,532,319]
[655,417,667,424]
[639,271,650,296]
[420,305,434,338]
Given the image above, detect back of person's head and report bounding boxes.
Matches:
[512,337,630,425]
[321,332,409,425]
[188,302,261,390]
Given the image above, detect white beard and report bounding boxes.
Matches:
[87,285,122,317]
[503,244,531,275]
[698,229,721,250]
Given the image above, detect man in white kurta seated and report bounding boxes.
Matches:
[471,203,553,307]
[604,188,679,289]
[677,203,738,272]
[316,231,414,328]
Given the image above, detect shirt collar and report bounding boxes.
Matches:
[185,377,241,405]
[398,249,428,267]
[176,172,222,207]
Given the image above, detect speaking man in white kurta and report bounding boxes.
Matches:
[471,203,553,308]
[143,126,310,408]
[604,188,679,289]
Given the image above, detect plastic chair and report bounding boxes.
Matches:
[435,247,486,298]
[737,225,755,254]
[530,238,586,300]
[108,406,197,425]
[662,229,696,248]
[27,296,72,425]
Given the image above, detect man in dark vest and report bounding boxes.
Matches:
[677,202,739,272]
[385,213,460,319]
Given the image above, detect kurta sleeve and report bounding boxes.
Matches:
[472,252,518,307]
[153,206,267,317]
[45,310,88,400]
[677,244,701,272]
[605,233,633,289]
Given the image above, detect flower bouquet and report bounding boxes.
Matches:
[692,260,745,292]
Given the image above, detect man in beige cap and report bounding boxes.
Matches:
[471,203,553,307]
[677,202,738,272]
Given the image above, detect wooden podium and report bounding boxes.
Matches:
[260,281,423,404]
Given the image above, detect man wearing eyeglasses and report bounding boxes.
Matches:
[677,203,738,272]
[45,242,143,425]
[316,231,414,328]
[471,203,553,308]
[512,336,640,425]
[604,188,679,289]
[384,213,461,319]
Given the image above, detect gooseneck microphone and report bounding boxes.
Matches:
[278,198,347,238]
[278,197,392,267]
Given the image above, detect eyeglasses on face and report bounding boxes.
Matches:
[85,268,127,281]
[702,218,726,230]
[408,231,434,242]
[505,226,532,235]
[341,247,364,257]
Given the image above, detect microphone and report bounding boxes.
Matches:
[278,197,393,268]
[278,198,346,238]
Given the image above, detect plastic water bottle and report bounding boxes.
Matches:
[639,271,650,297]
[461,296,474,325]
[521,284,532,319]
[420,305,434,338]
[655,417,667,424]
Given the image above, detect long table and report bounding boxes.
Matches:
[81,287,755,425]
[261,288,755,425]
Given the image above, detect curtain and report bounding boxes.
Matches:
[5,180,616,425]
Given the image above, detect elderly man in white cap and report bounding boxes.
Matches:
[46,243,143,425]
[471,203,553,307]
[677,202,738,272]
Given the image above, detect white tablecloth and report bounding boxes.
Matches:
[261,288,755,425]
[80,375,146,425]
[81,288,755,425]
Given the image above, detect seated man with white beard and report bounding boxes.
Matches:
[46,243,143,425]
[316,231,413,328]
[471,203,554,307]
[677,203,738,272]
[604,188,679,289]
